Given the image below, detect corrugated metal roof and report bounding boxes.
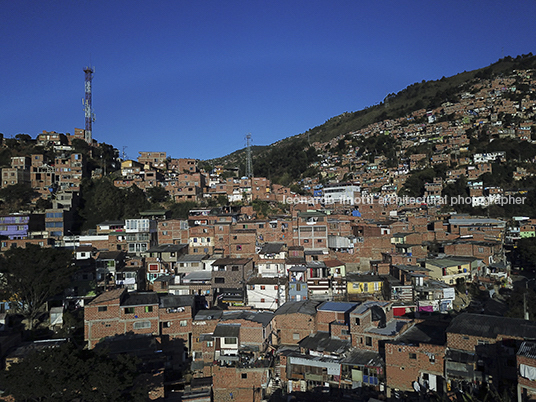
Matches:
[274,300,321,316]
[213,324,240,338]
[298,331,351,355]
[518,341,536,359]
[122,292,159,306]
[259,243,285,255]
[447,313,536,340]
[317,301,358,313]
[159,294,195,309]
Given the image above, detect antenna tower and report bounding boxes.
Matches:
[245,133,253,178]
[83,66,95,144]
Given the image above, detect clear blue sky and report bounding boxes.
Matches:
[1,0,535,160]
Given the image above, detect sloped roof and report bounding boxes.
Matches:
[122,292,159,306]
[341,348,384,367]
[146,244,188,253]
[212,258,251,266]
[274,300,321,316]
[88,288,126,305]
[299,331,351,354]
[97,250,125,260]
[393,320,449,346]
[213,324,240,338]
[159,294,195,309]
[221,310,274,326]
[259,243,285,254]
[518,341,536,359]
[447,313,536,340]
[317,301,358,313]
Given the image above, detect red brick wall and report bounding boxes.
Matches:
[273,313,315,345]
[212,366,268,402]
[385,343,445,392]
[517,354,536,396]
[158,306,192,343]
[316,310,345,333]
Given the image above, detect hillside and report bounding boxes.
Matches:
[207,53,536,183]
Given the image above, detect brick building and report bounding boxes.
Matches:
[273,300,320,345]
[385,320,448,393]
[84,288,196,350]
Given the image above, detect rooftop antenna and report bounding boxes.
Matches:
[122,146,128,161]
[83,64,95,144]
[245,133,253,178]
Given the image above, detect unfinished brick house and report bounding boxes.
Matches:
[84,288,195,350]
[273,300,321,346]
[445,313,536,392]
[384,320,449,393]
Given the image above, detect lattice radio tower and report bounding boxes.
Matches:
[245,133,253,178]
[83,66,96,144]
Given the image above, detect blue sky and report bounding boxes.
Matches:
[1,1,535,160]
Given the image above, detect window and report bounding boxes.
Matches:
[98,306,107,312]
[124,307,135,314]
[296,284,301,291]
[232,266,239,271]
[207,341,213,347]
[215,277,225,284]
[366,336,372,346]
[261,298,265,303]
[180,320,187,327]
[162,321,171,328]
[293,333,300,340]
[145,306,153,313]
[260,285,266,290]
[133,321,151,330]
[355,318,360,325]
[224,337,237,345]
[241,373,247,379]
[409,353,417,360]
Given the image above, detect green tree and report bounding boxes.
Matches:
[79,178,124,230]
[146,186,170,204]
[123,184,150,218]
[0,183,39,213]
[0,342,147,401]
[34,197,53,211]
[168,201,198,219]
[515,237,536,269]
[0,245,75,330]
[252,200,270,218]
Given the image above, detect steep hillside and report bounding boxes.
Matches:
[206,54,536,182]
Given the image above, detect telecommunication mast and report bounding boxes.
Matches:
[83,66,95,144]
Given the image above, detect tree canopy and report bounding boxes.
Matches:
[0,245,75,329]
[0,183,39,213]
[0,342,147,402]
